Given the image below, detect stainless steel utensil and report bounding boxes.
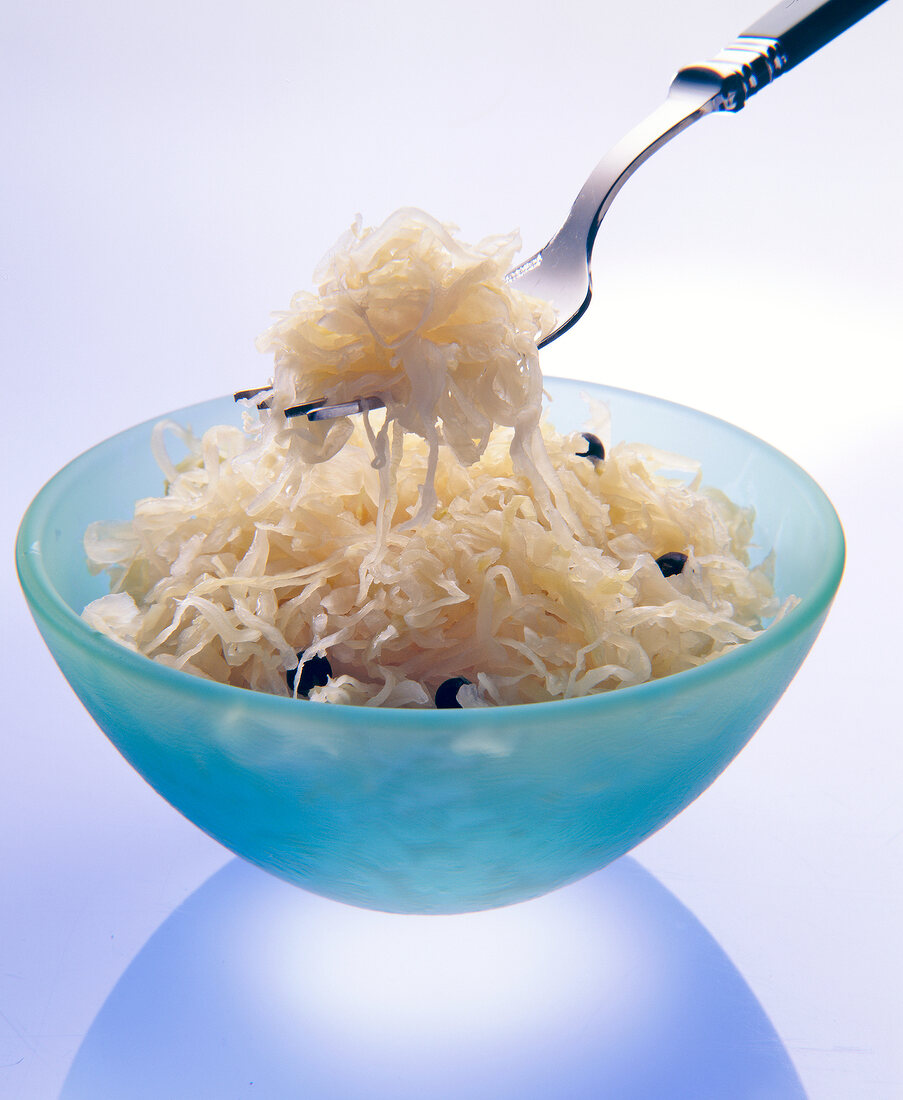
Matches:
[509,0,886,348]
[241,0,887,422]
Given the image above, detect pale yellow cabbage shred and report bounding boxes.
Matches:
[81,209,792,707]
[253,207,580,543]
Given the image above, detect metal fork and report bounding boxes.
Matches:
[240,0,886,423]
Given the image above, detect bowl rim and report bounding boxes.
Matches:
[16,379,846,723]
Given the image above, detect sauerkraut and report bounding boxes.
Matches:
[81,209,794,707]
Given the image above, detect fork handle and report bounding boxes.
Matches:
[675,0,888,111]
[742,0,887,73]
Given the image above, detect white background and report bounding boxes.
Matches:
[2,1,901,1096]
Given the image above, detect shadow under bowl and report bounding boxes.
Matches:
[16,379,844,913]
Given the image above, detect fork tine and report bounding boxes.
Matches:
[233,385,273,401]
[284,398,328,419]
[306,396,385,421]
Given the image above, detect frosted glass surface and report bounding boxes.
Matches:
[17,381,843,913]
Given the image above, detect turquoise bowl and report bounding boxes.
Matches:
[16,380,844,913]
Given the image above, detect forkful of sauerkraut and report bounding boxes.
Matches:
[242,209,573,535]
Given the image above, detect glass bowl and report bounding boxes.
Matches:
[16,379,844,913]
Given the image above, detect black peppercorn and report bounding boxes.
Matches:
[287,651,332,697]
[576,433,605,462]
[435,676,471,709]
[655,551,688,578]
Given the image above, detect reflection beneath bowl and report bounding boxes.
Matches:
[61,858,804,1099]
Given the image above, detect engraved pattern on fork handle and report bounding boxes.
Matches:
[674,36,787,112]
